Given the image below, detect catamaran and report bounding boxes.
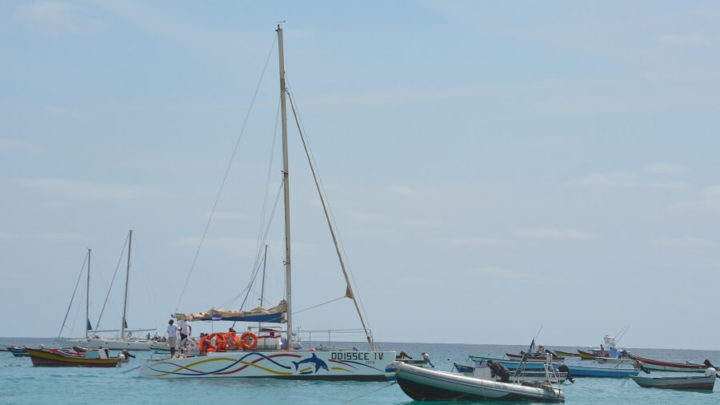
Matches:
[139,25,395,380]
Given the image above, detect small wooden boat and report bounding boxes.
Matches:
[554,350,580,358]
[25,347,122,367]
[630,374,716,391]
[7,345,29,357]
[563,365,639,378]
[629,354,708,373]
[577,349,598,360]
[394,362,565,402]
[506,352,565,362]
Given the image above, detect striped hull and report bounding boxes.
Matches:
[140,350,396,380]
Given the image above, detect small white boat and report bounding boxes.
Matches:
[630,374,716,391]
[394,362,565,402]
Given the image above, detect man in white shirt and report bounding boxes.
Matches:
[167,319,178,357]
[704,359,717,377]
[178,319,192,347]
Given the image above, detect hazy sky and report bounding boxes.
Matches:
[2,1,719,351]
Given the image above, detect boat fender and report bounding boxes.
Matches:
[241,332,258,350]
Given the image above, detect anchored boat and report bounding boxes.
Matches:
[139,25,395,380]
[394,362,565,402]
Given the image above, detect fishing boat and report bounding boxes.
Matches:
[25,346,122,367]
[554,350,580,358]
[630,374,716,391]
[563,364,639,378]
[629,354,708,373]
[506,352,565,361]
[469,355,639,378]
[58,237,164,352]
[139,25,395,380]
[394,362,565,402]
[7,345,29,357]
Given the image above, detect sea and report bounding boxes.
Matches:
[1,338,718,404]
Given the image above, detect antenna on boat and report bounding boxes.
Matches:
[86,248,91,339]
[120,229,132,339]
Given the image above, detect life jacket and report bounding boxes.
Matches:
[214,334,226,352]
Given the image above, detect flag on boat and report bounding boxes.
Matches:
[87,319,93,331]
[123,318,128,328]
[211,314,222,321]
[528,338,535,353]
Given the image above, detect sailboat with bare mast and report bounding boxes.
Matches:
[139,25,395,380]
[60,231,165,351]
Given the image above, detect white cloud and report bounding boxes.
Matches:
[658,33,720,47]
[703,185,720,199]
[647,181,687,189]
[514,228,595,241]
[643,163,689,175]
[471,265,538,282]
[566,173,636,187]
[441,237,511,248]
[20,177,158,201]
[652,237,718,248]
[14,1,101,36]
[0,138,41,154]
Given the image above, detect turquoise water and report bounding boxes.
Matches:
[1,339,718,404]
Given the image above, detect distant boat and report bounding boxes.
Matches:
[630,374,716,391]
[628,354,708,373]
[394,362,565,402]
[58,237,164,352]
[25,346,123,367]
[554,350,580,358]
[468,355,639,378]
[506,352,565,361]
[7,345,28,357]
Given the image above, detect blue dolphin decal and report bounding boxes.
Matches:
[292,353,328,373]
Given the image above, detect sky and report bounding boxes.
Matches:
[1,0,719,351]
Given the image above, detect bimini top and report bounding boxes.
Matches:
[175,301,286,323]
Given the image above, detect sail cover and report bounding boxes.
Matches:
[175,301,286,323]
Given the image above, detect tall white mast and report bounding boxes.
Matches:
[120,229,132,338]
[277,24,293,349]
[85,248,91,339]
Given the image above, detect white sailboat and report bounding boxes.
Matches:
[60,231,166,351]
[139,25,396,379]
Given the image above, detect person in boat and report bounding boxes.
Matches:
[557,364,574,383]
[225,328,240,350]
[121,349,135,359]
[167,319,178,357]
[178,318,192,346]
[486,360,511,382]
[396,351,412,360]
[704,359,717,377]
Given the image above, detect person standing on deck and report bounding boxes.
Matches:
[167,319,178,357]
[178,319,192,346]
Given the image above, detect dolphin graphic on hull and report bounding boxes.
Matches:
[292,353,329,374]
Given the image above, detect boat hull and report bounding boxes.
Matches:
[629,354,707,373]
[395,362,564,402]
[25,348,120,367]
[631,375,716,391]
[140,350,396,380]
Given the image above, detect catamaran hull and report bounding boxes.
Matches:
[139,350,396,380]
[394,362,564,402]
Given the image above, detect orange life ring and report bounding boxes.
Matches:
[214,334,226,352]
[240,332,258,350]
